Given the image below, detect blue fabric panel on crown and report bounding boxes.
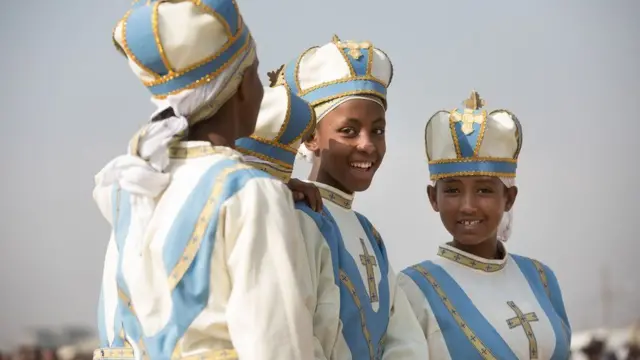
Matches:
[301,79,386,105]
[283,58,300,94]
[429,159,517,176]
[277,94,313,145]
[125,5,170,76]
[235,137,296,166]
[201,0,240,34]
[130,0,149,10]
[146,27,249,96]
[453,123,482,158]
[341,47,370,76]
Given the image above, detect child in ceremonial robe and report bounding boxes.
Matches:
[398,91,571,360]
[235,82,322,211]
[93,1,315,359]
[280,36,430,359]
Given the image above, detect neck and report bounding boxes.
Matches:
[450,237,501,260]
[309,161,354,195]
[187,106,238,147]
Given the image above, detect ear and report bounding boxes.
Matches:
[504,186,518,212]
[303,131,320,153]
[236,72,251,102]
[427,184,439,212]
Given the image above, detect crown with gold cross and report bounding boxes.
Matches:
[424,90,523,180]
[235,85,315,179]
[276,34,394,109]
[111,0,254,99]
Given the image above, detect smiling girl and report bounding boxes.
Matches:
[398,91,571,360]
[280,36,429,359]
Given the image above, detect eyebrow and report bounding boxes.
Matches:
[343,117,386,125]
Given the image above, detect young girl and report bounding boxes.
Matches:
[281,36,429,359]
[398,91,571,359]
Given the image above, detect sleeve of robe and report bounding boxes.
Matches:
[223,177,315,359]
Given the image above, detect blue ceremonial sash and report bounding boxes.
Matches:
[511,255,571,360]
[113,159,268,359]
[296,204,390,359]
[402,261,518,360]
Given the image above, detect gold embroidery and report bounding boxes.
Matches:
[167,164,251,290]
[339,270,377,359]
[531,260,549,297]
[437,246,506,272]
[531,260,570,345]
[506,301,539,359]
[116,289,149,360]
[93,347,238,360]
[450,108,487,136]
[412,265,498,360]
[317,187,352,209]
[332,35,371,60]
[359,238,379,303]
[168,145,226,159]
[243,160,291,182]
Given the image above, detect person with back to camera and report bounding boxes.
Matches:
[93,1,315,359]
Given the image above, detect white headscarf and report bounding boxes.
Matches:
[92,42,256,230]
[297,95,385,162]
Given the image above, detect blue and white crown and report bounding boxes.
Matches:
[235,81,315,181]
[276,35,393,108]
[112,0,252,99]
[425,91,523,180]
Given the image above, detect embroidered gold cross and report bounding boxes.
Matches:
[506,301,539,359]
[359,238,378,303]
[451,109,485,135]
[333,35,371,60]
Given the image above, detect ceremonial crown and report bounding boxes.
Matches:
[277,35,393,108]
[235,84,315,181]
[425,90,523,180]
[111,0,252,99]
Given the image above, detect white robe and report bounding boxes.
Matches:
[94,142,315,360]
[295,182,429,360]
[398,243,571,360]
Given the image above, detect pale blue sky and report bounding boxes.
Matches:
[1,0,638,349]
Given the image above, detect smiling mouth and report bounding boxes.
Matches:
[350,161,374,171]
[457,220,483,227]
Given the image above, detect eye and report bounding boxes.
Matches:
[443,187,459,194]
[477,188,494,194]
[339,127,357,137]
[373,128,385,135]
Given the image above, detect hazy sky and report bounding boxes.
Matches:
[1,0,639,349]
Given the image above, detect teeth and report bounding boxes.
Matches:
[350,162,372,169]
[460,220,481,225]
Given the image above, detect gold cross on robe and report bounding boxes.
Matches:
[359,238,378,303]
[506,301,540,359]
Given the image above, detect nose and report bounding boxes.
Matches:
[459,192,478,214]
[356,133,376,154]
